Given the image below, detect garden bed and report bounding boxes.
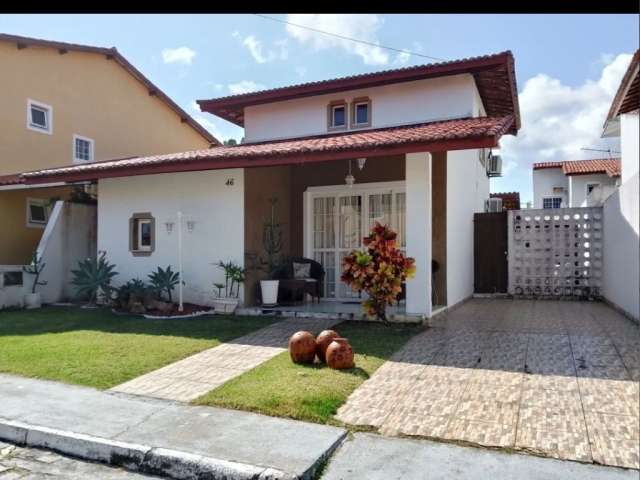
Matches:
[112,302,213,319]
[193,321,421,424]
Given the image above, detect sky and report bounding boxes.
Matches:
[1,14,638,203]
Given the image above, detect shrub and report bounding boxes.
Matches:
[115,278,149,308]
[148,266,181,302]
[341,222,416,322]
[71,252,118,305]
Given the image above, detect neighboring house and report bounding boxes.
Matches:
[532,158,621,208]
[18,50,521,317]
[490,191,520,210]
[0,33,217,265]
[601,49,639,321]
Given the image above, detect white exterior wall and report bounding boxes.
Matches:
[532,168,568,208]
[244,74,480,142]
[98,169,245,306]
[568,173,617,207]
[620,112,639,184]
[603,174,639,321]
[447,149,488,306]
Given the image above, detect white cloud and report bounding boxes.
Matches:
[238,34,288,64]
[498,52,631,186]
[227,80,266,95]
[295,66,307,78]
[285,14,389,65]
[161,47,197,65]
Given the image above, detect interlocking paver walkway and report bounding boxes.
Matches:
[111,317,339,402]
[336,299,640,469]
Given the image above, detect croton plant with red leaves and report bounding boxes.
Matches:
[341,222,416,322]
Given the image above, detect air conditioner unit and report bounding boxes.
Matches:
[487,154,502,177]
[486,198,503,212]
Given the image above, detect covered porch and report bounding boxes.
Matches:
[243,151,450,319]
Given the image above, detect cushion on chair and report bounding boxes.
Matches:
[293,262,311,279]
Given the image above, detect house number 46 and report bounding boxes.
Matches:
[225,178,234,186]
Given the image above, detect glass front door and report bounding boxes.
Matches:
[309,183,406,301]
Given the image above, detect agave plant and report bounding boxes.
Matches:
[148,266,181,302]
[71,252,118,305]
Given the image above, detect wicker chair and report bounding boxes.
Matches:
[272,257,325,304]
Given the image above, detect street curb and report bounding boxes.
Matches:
[0,419,300,479]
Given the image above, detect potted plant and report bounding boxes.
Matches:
[212,260,244,313]
[22,250,47,309]
[259,197,284,307]
[71,251,118,307]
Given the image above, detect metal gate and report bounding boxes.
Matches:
[474,212,508,293]
[508,207,603,298]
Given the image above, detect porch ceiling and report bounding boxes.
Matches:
[21,115,514,185]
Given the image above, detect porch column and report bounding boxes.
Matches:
[405,152,432,317]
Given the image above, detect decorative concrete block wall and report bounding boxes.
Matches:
[508,208,603,298]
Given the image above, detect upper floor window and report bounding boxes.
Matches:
[27,99,53,135]
[327,100,347,131]
[351,97,371,128]
[543,197,562,209]
[74,135,94,163]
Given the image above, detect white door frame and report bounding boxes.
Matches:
[303,180,406,301]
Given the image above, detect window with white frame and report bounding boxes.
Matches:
[27,99,52,134]
[543,197,563,209]
[586,182,600,196]
[327,101,347,130]
[351,97,371,128]
[26,198,49,228]
[129,213,155,256]
[73,135,94,162]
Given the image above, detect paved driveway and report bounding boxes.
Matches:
[336,299,640,469]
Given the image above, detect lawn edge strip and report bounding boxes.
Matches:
[0,417,298,479]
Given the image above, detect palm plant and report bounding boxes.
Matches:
[216,261,245,298]
[148,266,181,302]
[71,252,118,305]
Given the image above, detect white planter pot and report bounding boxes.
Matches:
[260,280,279,307]
[24,292,42,310]
[212,297,239,314]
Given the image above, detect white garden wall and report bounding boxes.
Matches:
[244,74,480,142]
[603,173,639,321]
[0,201,97,307]
[447,148,488,307]
[97,169,245,306]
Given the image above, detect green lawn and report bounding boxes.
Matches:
[193,322,420,424]
[0,307,278,389]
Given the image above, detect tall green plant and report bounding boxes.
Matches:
[148,266,181,302]
[216,261,245,298]
[262,197,283,278]
[71,252,118,305]
[23,250,47,294]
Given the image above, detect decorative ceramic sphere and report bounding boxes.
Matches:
[288,330,317,364]
[326,338,355,370]
[315,329,340,363]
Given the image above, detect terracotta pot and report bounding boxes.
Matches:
[326,338,354,370]
[288,331,316,364]
[315,329,340,363]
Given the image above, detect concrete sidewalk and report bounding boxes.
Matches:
[0,374,346,479]
[321,433,638,480]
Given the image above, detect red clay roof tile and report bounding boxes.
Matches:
[22,115,515,184]
[533,159,621,177]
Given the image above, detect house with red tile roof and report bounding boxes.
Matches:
[532,158,621,208]
[16,50,520,317]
